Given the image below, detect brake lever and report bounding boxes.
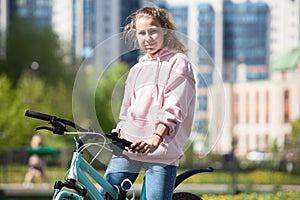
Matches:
[49,116,67,135]
[34,124,66,135]
[52,126,66,135]
[35,126,54,132]
[106,133,132,151]
[108,142,131,160]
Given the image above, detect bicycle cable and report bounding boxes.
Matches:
[121,178,135,200]
[65,132,112,165]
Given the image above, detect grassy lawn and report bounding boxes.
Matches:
[1,165,300,199]
[177,169,300,185]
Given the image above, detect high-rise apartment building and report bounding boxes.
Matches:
[8,0,52,27]
[6,0,74,59]
[223,0,269,81]
[72,0,121,68]
[259,0,300,63]
[120,0,140,66]
[167,0,300,82]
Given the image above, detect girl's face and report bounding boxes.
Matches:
[135,16,165,57]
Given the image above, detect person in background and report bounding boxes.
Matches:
[24,135,49,186]
[100,6,196,200]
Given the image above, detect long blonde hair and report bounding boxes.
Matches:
[123,7,187,53]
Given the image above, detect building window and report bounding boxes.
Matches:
[256,133,259,150]
[233,92,239,123]
[284,89,290,122]
[265,134,269,151]
[266,91,269,123]
[16,0,26,6]
[255,91,259,123]
[246,92,249,123]
[246,133,249,152]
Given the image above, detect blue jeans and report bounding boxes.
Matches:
[99,155,177,200]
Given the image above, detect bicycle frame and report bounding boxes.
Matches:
[52,138,134,200]
[53,152,118,200]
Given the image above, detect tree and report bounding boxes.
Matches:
[291,117,300,145]
[0,16,73,86]
[95,63,129,132]
[271,139,280,169]
[0,75,17,142]
[289,117,300,172]
[0,60,129,147]
[0,75,73,147]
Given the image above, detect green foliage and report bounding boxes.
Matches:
[0,74,73,147]
[0,61,129,147]
[95,62,129,132]
[0,75,19,141]
[291,117,300,144]
[0,16,79,148]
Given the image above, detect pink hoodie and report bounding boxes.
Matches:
[117,49,196,166]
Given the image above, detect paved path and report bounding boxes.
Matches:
[1,183,300,197]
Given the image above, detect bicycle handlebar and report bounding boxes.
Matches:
[24,110,132,150]
[25,110,53,121]
[25,110,87,132]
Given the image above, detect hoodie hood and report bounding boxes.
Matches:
[139,48,179,62]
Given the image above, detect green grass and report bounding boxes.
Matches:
[1,165,300,199]
[177,169,300,185]
[0,165,66,183]
[1,164,300,186]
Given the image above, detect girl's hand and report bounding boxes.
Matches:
[129,123,169,154]
[129,135,162,154]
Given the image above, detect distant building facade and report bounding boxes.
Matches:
[208,72,300,155]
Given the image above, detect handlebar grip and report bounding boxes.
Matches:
[25,110,53,121]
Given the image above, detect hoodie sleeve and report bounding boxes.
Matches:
[156,54,196,138]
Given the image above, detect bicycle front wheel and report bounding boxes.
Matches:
[172,192,202,200]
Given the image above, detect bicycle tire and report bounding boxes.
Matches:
[172,192,202,200]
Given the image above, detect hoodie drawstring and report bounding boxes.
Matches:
[152,57,161,100]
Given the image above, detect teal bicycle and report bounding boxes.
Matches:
[25,110,213,200]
